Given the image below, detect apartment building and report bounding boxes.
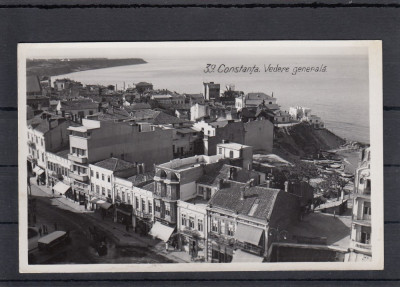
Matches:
[349,147,372,259]
[67,118,173,202]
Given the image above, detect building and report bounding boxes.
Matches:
[45,149,72,198]
[235,92,279,112]
[172,127,203,158]
[192,119,274,155]
[27,113,71,179]
[135,82,153,94]
[289,106,312,121]
[67,118,173,200]
[53,78,83,91]
[185,93,205,106]
[307,115,325,129]
[273,110,291,125]
[56,100,100,123]
[203,82,220,101]
[177,197,208,261]
[349,147,371,259]
[114,174,155,234]
[207,184,301,263]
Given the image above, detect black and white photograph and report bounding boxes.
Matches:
[18,41,383,272]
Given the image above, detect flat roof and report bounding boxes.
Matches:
[217,142,251,150]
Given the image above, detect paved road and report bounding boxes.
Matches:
[28,183,173,264]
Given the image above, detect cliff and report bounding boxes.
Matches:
[26,58,147,77]
[273,122,346,159]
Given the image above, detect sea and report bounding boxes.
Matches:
[52,55,370,144]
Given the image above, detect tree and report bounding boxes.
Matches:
[316,173,349,200]
[280,160,320,183]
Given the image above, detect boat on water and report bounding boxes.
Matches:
[330,163,342,169]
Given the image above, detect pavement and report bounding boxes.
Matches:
[29,177,191,263]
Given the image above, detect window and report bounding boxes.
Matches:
[212,219,219,232]
[41,139,43,146]
[220,220,226,234]
[101,187,105,196]
[107,176,110,183]
[41,152,44,162]
[102,174,105,181]
[96,172,99,179]
[136,197,139,210]
[96,185,100,194]
[90,170,93,177]
[165,204,171,216]
[127,193,131,204]
[108,189,111,198]
[142,199,146,212]
[90,183,94,192]
[148,201,152,213]
[218,148,222,154]
[227,222,234,236]
[181,214,187,227]
[189,217,195,229]
[364,202,371,216]
[198,186,204,196]
[229,150,234,158]
[198,219,203,232]
[155,201,161,212]
[122,191,125,202]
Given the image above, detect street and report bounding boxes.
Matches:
[28,182,173,264]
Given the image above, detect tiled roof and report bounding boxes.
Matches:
[125,102,151,111]
[93,157,136,172]
[246,92,273,100]
[209,184,284,221]
[60,100,99,110]
[141,182,155,192]
[27,113,67,134]
[197,163,257,187]
[127,172,155,186]
[55,149,70,159]
[27,75,42,93]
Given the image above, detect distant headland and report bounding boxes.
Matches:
[26,58,147,77]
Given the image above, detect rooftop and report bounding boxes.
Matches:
[158,154,223,171]
[59,100,99,111]
[246,92,274,100]
[55,149,70,159]
[141,181,155,192]
[126,172,155,186]
[209,185,286,221]
[93,157,136,172]
[27,75,42,93]
[217,142,251,151]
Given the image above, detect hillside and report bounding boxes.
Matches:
[273,122,346,159]
[26,58,147,77]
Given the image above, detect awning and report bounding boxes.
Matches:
[234,224,264,246]
[96,200,106,205]
[90,198,99,204]
[33,166,44,175]
[53,181,71,195]
[231,249,264,263]
[149,222,175,242]
[99,202,113,210]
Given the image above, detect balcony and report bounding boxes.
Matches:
[353,218,371,227]
[351,241,372,255]
[134,210,152,219]
[208,232,235,246]
[68,154,88,164]
[70,172,89,182]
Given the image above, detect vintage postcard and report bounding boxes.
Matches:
[18,41,383,273]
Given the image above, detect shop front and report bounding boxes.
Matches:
[32,165,46,184]
[115,203,133,226]
[179,230,206,261]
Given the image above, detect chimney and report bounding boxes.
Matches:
[265,180,271,188]
[217,178,224,190]
[240,186,246,200]
[284,181,289,192]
